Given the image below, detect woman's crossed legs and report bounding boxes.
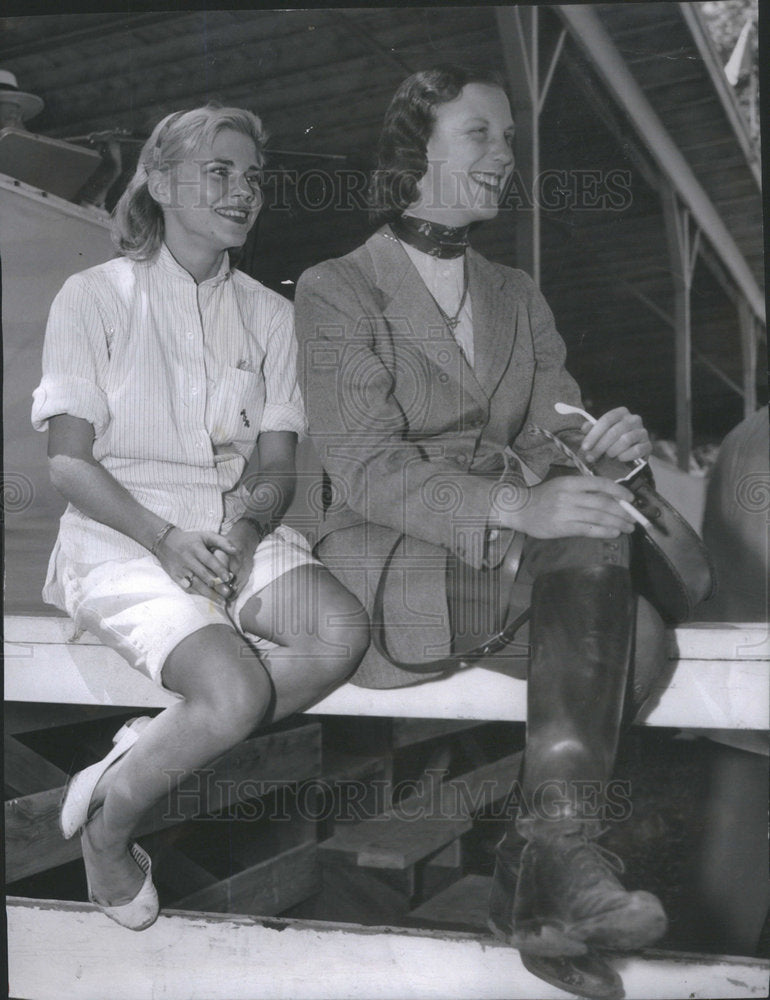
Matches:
[81,562,368,906]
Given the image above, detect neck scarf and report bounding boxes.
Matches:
[391,215,470,259]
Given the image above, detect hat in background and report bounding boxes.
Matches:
[0,70,44,125]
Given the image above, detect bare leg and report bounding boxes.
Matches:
[83,623,271,905]
[82,566,367,905]
[236,563,369,722]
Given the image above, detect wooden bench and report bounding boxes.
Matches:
[7,897,769,999]
[5,614,769,999]
[5,616,770,729]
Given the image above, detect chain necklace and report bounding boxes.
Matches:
[430,258,469,333]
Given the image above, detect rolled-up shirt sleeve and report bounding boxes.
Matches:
[260,299,307,437]
[31,274,110,436]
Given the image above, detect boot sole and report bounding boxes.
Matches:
[488,916,588,957]
[520,952,625,1000]
[488,918,625,999]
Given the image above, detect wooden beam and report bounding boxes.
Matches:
[5,724,321,883]
[172,842,320,915]
[391,719,482,749]
[295,859,415,925]
[495,5,539,282]
[738,299,759,417]
[4,702,131,736]
[319,814,472,870]
[143,839,218,900]
[4,617,769,730]
[409,873,492,931]
[495,7,566,286]
[4,735,69,795]
[319,752,522,869]
[554,4,765,326]
[8,896,770,999]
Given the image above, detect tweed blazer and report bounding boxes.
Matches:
[294,225,585,687]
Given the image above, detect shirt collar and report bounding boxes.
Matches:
[154,243,232,287]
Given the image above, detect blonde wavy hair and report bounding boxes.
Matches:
[111,105,267,260]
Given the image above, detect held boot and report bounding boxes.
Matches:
[488,563,666,998]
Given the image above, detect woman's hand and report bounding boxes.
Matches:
[498,476,637,539]
[578,407,651,465]
[216,518,266,599]
[156,528,239,602]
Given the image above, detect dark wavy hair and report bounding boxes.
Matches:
[369,65,507,224]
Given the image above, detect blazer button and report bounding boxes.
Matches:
[456,453,468,465]
[438,373,450,384]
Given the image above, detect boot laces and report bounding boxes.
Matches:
[570,832,626,877]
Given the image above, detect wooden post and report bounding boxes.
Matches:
[495,7,566,287]
[662,186,700,471]
[738,298,758,418]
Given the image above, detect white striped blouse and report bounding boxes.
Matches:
[31,244,305,603]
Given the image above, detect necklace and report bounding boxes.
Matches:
[431,257,469,332]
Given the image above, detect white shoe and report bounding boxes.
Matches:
[59,717,150,840]
[85,840,160,931]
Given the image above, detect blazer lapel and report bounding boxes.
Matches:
[365,227,489,408]
[467,248,518,398]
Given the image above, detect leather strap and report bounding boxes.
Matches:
[371,532,530,674]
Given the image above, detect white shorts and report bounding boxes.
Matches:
[59,525,320,685]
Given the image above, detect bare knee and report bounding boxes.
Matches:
[205,666,272,741]
[163,626,272,741]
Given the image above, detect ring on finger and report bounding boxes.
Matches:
[180,573,194,590]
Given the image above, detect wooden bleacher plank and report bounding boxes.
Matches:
[320,815,472,870]
[144,840,218,900]
[321,749,392,785]
[4,735,69,794]
[409,873,491,931]
[300,858,415,925]
[5,615,179,708]
[5,616,769,730]
[5,702,131,735]
[318,753,521,870]
[6,723,321,882]
[8,897,769,1000]
[172,842,320,916]
[391,718,483,748]
[440,752,522,816]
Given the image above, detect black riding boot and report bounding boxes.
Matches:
[488,564,666,998]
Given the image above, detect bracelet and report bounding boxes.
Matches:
[149,521,175,557]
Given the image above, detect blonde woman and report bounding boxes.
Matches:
[33,105,368,930]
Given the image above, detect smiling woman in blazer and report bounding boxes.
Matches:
[295,66,670,999]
